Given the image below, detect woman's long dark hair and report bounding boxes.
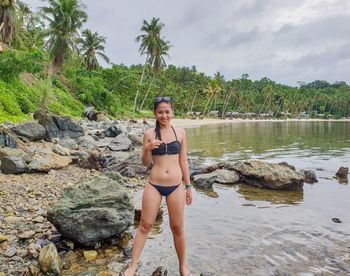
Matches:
[153,97,173,140]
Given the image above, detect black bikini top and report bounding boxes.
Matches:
[151,126,181,155]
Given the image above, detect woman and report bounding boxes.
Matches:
[124,96,193,276]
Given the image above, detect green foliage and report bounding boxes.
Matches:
[0,49,45,81]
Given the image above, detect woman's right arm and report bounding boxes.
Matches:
[142,131,152,166]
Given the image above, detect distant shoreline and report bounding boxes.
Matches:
[169,118,350,127]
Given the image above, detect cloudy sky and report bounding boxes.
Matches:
[26,0,350,86]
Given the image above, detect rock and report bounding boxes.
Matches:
[335,167,348,180]
[83,107,95,121]
[0,147,31,162]
[221,160,304,190]
[3,243,17,257]
[27,153,72,172]
[104,126,122,137]
[0,126,18,148]
[47,175,134,246]
[19,230,36,239]
[278,162,296,171]
[0,156,26,174]
[52,144,70,156]
[10,122,46,141]
[106,153,147,178]
[83,250,98,261]
[152,266,168,276]
[4,216,22,224]
[58,138,79,150]
[77,135,98,149]
[0,234,8,242]
[96,271,114,276]
[127,131,143,146]
[134,208,163,221]
[108,133,133,151]
[78,151,104,170]
[95,113,107,122]
[300,169,318,183]
[35,109,84,141]
[32,216,45,223]
[193,169,240,189]
[28,265,42,276]
[38,243,62,275]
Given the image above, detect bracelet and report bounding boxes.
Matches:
[185,184,192,189]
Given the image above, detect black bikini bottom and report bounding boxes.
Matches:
[149,182,181,197]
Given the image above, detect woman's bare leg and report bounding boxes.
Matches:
[124,184,162,276]
[166,186,190,275]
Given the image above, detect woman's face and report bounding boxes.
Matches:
[154,102,173,125]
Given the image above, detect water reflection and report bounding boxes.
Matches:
[236,183,304,205]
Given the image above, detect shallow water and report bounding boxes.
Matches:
[134,121,350,275]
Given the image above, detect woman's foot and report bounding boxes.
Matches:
[180,265,192,276]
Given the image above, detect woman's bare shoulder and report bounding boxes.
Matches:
[144,128,155,137]
[173,126,186,139]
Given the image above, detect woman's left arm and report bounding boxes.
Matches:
[179,128,192,205]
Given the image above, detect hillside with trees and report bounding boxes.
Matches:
[0,0,349,123]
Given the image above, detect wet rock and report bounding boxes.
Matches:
[335,167,348,181]
[104,126,122,137]
[52,144,70,156]
[0,126,18,148]
[300,169,318,183]
[0,156,26,174]
[11,122,46,142]
[47,175,134,246]
[38,243,62,275]
[134,208,163,221]
[152,266,168,276]
[220,160,304,190]
[193,169,240,189]
[108,133,132,151]
[83,250,98,261]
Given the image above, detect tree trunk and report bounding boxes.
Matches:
[139,73,155,110]
[133,54,149,113]
[190,90,198,112]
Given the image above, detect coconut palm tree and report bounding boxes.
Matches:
[41,0,87,71]
[79,29,109,71]
[133,17,165,113]
[203,79,222,115]
[0,0,16,45]
[139,38,170,110]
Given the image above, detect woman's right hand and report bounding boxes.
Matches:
[145,139,163,151]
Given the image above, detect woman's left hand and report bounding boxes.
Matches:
[185,188,193,205]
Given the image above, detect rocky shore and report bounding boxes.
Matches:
[0,111,348,275]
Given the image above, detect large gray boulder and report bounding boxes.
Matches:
[0,127,18,148]
[47,175,134,245]
[193,169,240,189]
[221,160,304,190]
[10,122,46,141]
[108,133,133,151]
[34,109,84,141]
[0,156,26,174]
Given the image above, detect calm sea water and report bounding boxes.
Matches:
[135,121,350,276]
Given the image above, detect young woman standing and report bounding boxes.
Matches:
[124,97,193,276]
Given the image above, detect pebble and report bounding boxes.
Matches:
[32,216,45,223]
[4,244,17,257]
[83,250,98,261]
[0,235,8,243]
[4,216,22,224]
[19,230,36,239]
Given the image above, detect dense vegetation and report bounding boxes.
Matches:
[0,0,349,123]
